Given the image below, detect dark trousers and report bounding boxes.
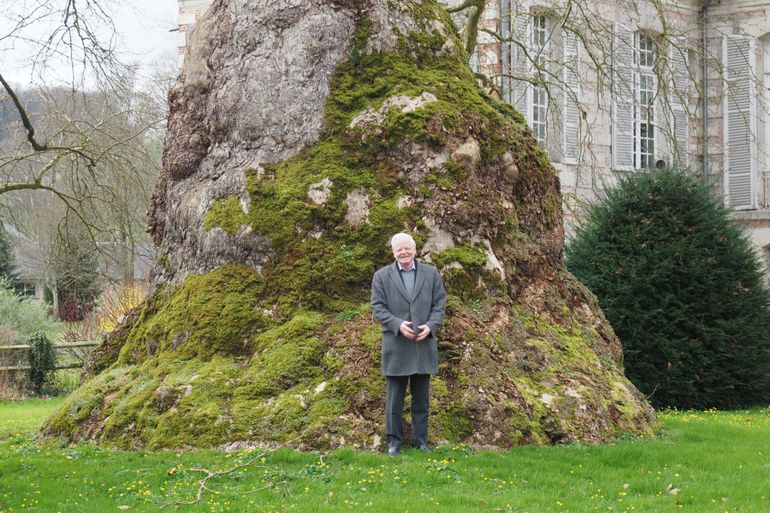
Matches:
[386,374,430,447]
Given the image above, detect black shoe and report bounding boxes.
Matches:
[417,443,432,453]
[387,443,401,457]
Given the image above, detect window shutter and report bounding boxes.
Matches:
[670,38,690,167]
[500,0,511,103]
[724,35,756,210]
[612,23,635,171]
[562,29,581,163]
[510,10,531,121]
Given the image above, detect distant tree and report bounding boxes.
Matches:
[0,227,18,286]
[50,221,101,321]
[566,167,770,409]
[1,1,168,285]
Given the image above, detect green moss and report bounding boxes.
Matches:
[203,195,248,235]
[236,312,325,398]
[42,365,136,438]
[100,377,161,445]
[432,243,486,268]
[360,325,382,351]
[347,18,374,66]
[435,403,474,442]
[320,349,346,375]
[424,159,468,190]
[541,195,560,219]
[242,138,425,314]
[117,265,268,364]
[143,357,245,448]
[156,254,170,269]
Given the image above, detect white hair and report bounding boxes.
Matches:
[390,232,416,249]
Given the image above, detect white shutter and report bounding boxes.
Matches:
[562,29,581,163]
[612,23,635,171]
[510,10,531,121]
[724,35,757,210]
[670,38,690,167]
[500,0,511,103]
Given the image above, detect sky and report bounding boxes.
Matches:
[0,0,180,88]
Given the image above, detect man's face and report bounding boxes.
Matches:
[392,240,416,269]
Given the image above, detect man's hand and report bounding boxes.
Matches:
[399,321,416,340]
[415,324,431,341]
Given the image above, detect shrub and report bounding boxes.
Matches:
[44,369,80,396]
[27,332,56,395]
[0,279,62,340]
[92,281,149,335]
[566,168,770,409]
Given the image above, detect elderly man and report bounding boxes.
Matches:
[371,232,447,456]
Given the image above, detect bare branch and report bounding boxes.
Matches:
[446,0,479,14]
[0,72,46,152]
[462,0,486,58]
[158,452,290,509]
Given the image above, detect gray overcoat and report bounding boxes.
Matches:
[371,261,447,376]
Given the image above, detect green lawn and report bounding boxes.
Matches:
[0,399,64,439]
[0,400,768,513]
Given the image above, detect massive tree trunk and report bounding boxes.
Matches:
[45,0,657,449]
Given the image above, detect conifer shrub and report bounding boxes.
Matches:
[0,228,19,287]
[27,332,56,396]
[566,168,770,409]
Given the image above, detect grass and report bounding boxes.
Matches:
[0,398,64,438]
[0,400,768,512]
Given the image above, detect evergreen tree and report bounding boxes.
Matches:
[566,168,770,409]
[0,227,19,286]
[51,223,101,322]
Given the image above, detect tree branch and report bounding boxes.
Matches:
[0,72,98,170]
[158,452,289,509]
[446,0,479,14]
[0,72,46,152]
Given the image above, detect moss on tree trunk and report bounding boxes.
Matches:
[43,0,658,449]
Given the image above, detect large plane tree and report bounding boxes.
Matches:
[45,0,657,449]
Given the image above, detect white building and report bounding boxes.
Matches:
[475,0,770,270]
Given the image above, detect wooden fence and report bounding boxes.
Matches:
[0,341,99,372]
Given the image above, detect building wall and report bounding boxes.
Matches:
[177,0,215,67]
[481,0,770,269]
[699,0,770,259]
[478,1,701,229]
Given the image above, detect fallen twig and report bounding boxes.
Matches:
[159,451,288,509]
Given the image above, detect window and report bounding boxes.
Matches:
[531,14,549,145]
[501,5,581,163]
[613,26,691,172]
[635,33,656,169]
